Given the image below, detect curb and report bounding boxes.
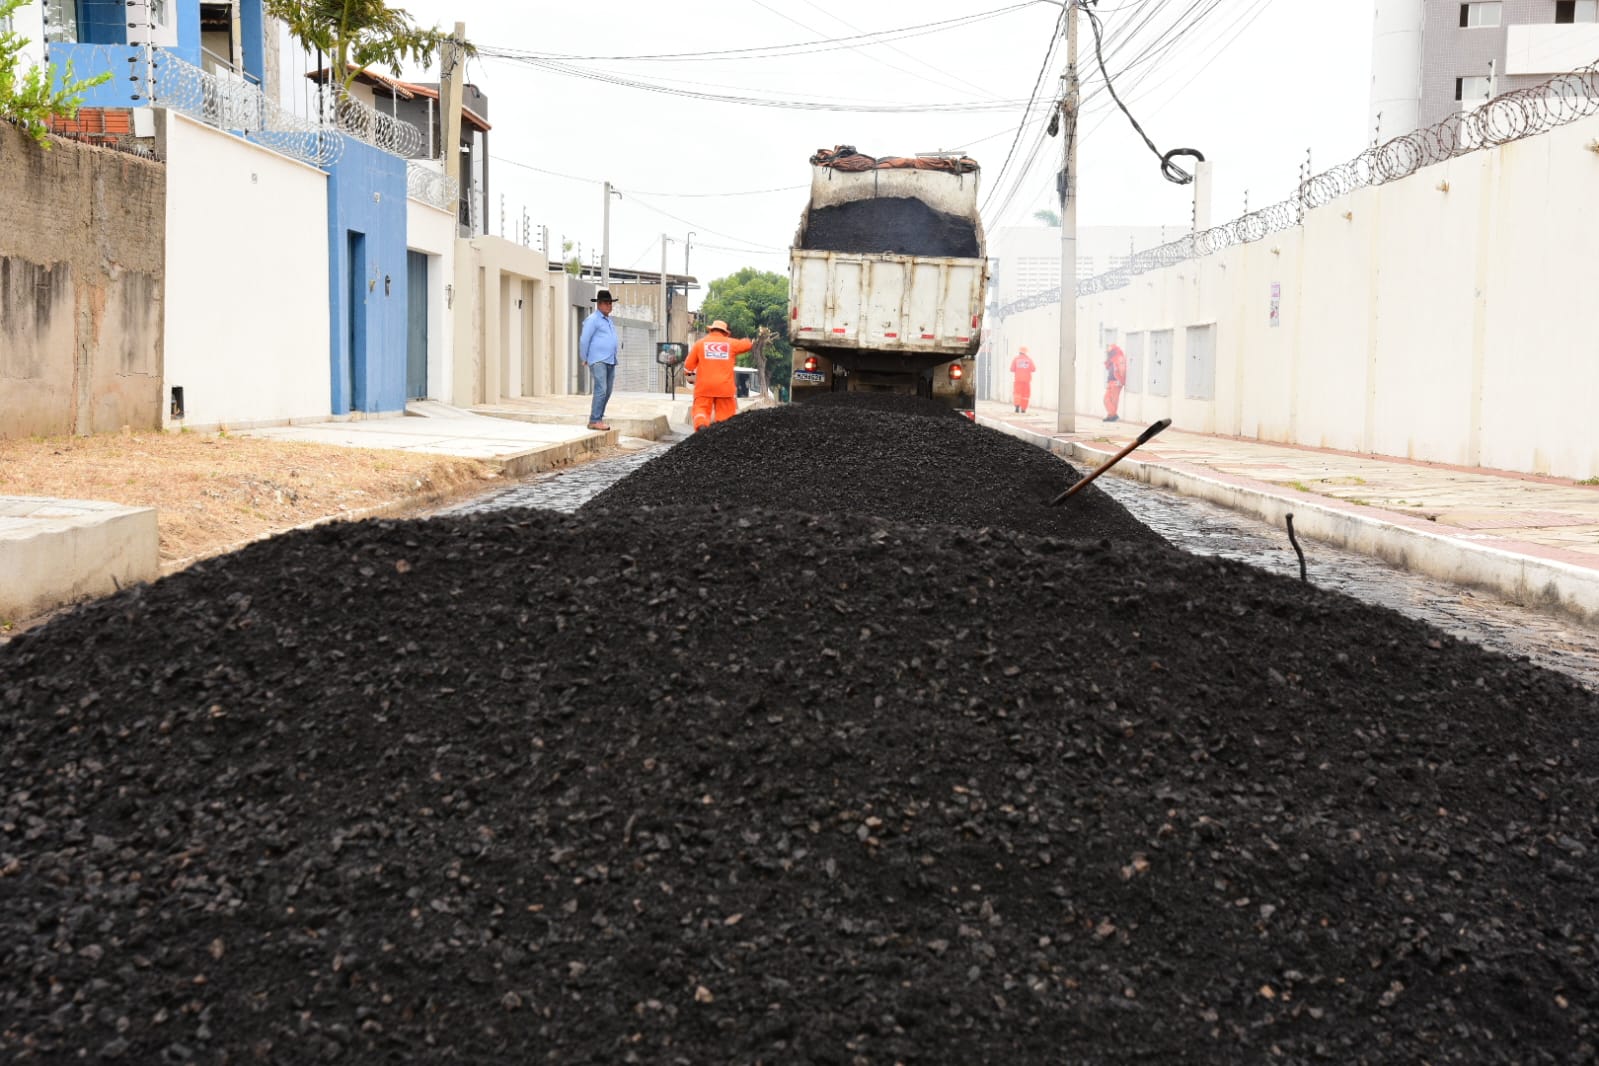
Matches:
[981,417,1599,626]
[489,430,619,479]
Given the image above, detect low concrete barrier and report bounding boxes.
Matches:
[0,497,159,623]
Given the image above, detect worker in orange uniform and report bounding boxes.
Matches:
[1103,338,1127,423]
[685,320,768,432]
[1009,346,1037,414]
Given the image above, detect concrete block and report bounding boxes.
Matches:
[0,497,160,623]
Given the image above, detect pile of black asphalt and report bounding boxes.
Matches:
[2,400,1595,1065]
[585,397,1164,545]
[799,197,982,258]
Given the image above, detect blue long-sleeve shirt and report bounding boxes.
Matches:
[580,310,619,366]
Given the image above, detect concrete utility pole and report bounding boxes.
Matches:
[660,233,674,338]
[440,22,467,236]
[1056,0,1079,435]
[602,182,622,287]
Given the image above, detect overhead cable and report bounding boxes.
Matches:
[478,3,1039,64]
[1084,3,1205,184]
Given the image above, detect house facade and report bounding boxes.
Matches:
[1371,0,1599,135]
[2,0,618,438]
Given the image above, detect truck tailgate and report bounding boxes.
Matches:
[789,250,985,355]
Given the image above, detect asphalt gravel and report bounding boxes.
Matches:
[2,405,1597,1065]
[584,399,1166,546]
[799,197,982,258]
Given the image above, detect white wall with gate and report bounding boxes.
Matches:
[992,111,1599,481]
[406,198,455,403]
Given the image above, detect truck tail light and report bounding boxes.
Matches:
[949,363,964,381]
[803,355,819,373]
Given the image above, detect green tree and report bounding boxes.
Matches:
[262,0,467,91]
[1033,208,1061,226]
[0,0,112,149]
[697,267,792,397]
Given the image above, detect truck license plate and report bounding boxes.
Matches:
[791,371,826,384]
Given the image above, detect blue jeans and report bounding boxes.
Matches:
[588,361,615,423]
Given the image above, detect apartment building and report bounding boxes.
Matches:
[1371,0,1599,136]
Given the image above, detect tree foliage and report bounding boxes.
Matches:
[0,0,111,149]
[262,0,468,91]
[1033,208,1061,226]
[697,267,793,396]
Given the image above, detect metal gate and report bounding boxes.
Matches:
[406,251,428,400]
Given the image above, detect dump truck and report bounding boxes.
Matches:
[786,146,988,415]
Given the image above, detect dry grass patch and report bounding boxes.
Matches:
[0,430,495,568]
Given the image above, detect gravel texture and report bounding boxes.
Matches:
[799,197,981,258]
[3,407,1597,1065]
[584,400,1166,546]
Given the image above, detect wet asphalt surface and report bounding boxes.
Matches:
[449,437,1599,691]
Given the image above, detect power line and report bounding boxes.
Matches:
[480,54,1031,112]
[479,3,1041,64]
[625,193,787,252]
[491,154,804,198]
[786,0,1008,101]
[979,3,1067,216]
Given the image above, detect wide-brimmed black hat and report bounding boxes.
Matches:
[593,289,616,304]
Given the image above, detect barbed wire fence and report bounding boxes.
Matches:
[999,59,1599,318]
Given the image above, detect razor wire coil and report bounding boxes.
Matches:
[1000,61,1599,317]
[146,50,345,168]
[406,162,459,212]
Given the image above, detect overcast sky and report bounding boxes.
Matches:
[394,0,1377,306]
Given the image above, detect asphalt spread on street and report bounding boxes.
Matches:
[3,395,1596,1064]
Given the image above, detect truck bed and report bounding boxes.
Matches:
[789,248,985,360]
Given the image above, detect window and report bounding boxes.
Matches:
[42,0,78,42]
[1456,75,1492,101]
[1555,0,1599,23]
[1459,2,1502,26]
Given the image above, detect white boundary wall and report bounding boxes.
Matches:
[993,112,1599,481]
[406,199,456,403]
[160,110,331,430]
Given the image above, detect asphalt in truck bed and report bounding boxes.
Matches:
[2,396,1596,1064]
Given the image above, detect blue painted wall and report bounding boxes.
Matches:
[325,136,410,415]
[55,0,218,107]
[239,0,266,84]
[172,0,202,69]
[51,43,140,106]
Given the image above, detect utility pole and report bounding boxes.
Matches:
[602,182,622,288]
[440,22,467,236]
[1055,0,1079,435]
[660,233,674,341]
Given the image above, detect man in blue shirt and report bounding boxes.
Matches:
[580,289,620,430]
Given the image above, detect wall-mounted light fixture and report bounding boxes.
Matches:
[1342,211,1354,221]
[384,274,391,296]
[1436,180,1451,193]
[372,191,382,203]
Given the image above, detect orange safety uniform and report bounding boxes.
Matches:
[1104,343,1127,421]
[1009,349,1037,414]
[685,331,755,431]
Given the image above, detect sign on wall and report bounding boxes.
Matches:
[1269,282,1281,328]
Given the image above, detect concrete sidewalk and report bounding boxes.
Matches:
[979,401,1599,625]
[233,391,703,477]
